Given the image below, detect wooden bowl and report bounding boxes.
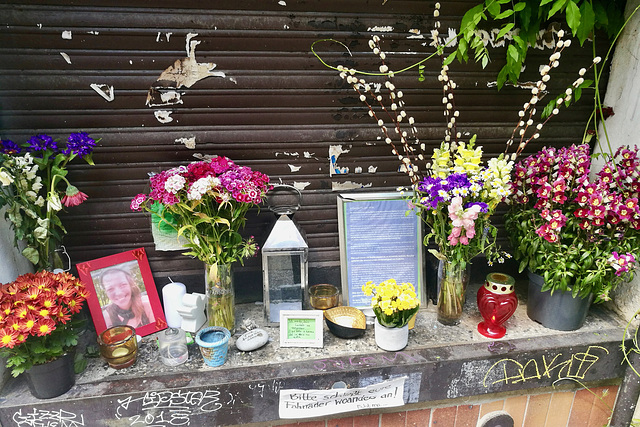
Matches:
[324,307,366,339]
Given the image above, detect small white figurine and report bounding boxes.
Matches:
[176,292,207,333]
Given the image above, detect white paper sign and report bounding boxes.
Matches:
[278,377,406,419]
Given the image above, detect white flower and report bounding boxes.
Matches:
[564,40,572,47]
[552,108,559,115]
[557,30,565,38]
[165,174,186,194]
[579,68,586,76]
[0,169,13,185]
[593,56,602,64]
[379,64,388,73]
[47,192,62,212]
[542,75,550,82]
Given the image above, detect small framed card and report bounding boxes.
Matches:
[279,310,324,348]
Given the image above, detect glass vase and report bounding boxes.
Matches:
[205,262,236,334]
[437,259,470,326]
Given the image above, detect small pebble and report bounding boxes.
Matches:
[236,328,269,352]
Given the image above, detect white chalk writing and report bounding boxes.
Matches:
[12,408,85,427]
[115,389,223,426]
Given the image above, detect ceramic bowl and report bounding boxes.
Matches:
[324,306,366,339]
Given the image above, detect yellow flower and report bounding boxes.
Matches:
[431,143,451,178]
[453,143,482,174]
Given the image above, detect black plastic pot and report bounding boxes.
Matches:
[24,351,75,399]
[527,271,594,331]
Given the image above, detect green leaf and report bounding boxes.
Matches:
[507,44,519,62]
[576,1,596,45]
[548,0,568,19]
[540,0,554,5]
[592,1,608,26]
[496,65,509,89]
[22,247,39,264]
[513,2,526,12]
[495,9,514,19]
[496,23,515,40]
[565,1,581,35]
[460,4,485,37]
[443,51,457,66]
[486,0,501,17]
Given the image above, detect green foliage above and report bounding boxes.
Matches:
[454,0,626,88]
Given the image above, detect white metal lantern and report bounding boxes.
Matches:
[262,186,309,325]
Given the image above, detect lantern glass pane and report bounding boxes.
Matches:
[267,253,303,323]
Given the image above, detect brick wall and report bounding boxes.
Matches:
[274,385,618,427]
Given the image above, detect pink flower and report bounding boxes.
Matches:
[61,185,88,207]
[130,193,146,211]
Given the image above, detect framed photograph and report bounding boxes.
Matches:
[337,192,426,309]
[279,310,323,348]
[76,248,167,337]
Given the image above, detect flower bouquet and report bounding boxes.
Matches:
[0,271,89,378]
[363,279,420,351]
[413,141,513,324]
[363,279,420,328]
[131,156,270,332]
[0,133,96,271]
[506,143,640,303]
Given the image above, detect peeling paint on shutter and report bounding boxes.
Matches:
[0,1,606,289]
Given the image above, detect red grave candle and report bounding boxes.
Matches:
[477,272,518,339]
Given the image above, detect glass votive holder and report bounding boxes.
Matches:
[308,284,340,310]
[158,328,188,366]
[98,325,138,369]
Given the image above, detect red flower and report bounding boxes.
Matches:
[35,318,56,336]
[20,313,37,334]
[0,328,19,349]
[61,185,88,207]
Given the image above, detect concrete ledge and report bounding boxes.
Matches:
[0,281,633,426]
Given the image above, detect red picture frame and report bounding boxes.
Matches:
[76,248,167,337]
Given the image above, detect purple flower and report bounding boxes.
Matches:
[0,139,21,154]
[464,202,489,213]
[26,134,57,156]
[446,173,472,190]
[63,132,96,157]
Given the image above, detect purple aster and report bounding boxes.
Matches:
[465,201,489,213]
[26,134,57,156]
[0,139,21,155]
[63,132,96,157]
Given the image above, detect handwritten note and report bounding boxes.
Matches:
[278,377,405,419]
[287,318,316,340]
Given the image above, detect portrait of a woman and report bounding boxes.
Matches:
[99,267,155,329]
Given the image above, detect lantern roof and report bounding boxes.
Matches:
[262,214,308,251]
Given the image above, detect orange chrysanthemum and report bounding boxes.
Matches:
[0,328,19,349]
[35,318,56,337]
[20,314,37,334]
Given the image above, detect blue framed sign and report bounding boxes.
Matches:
[337,192,425,309]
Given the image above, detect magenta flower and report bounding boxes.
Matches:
[130,194,146,211]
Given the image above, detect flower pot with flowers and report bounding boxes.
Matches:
[0,271,89,398]
[505,144,640,330]
[131,156,270,334]
[362,279,420,351]
[0,133,97,271]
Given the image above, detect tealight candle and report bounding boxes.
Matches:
[98,325,138,369]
